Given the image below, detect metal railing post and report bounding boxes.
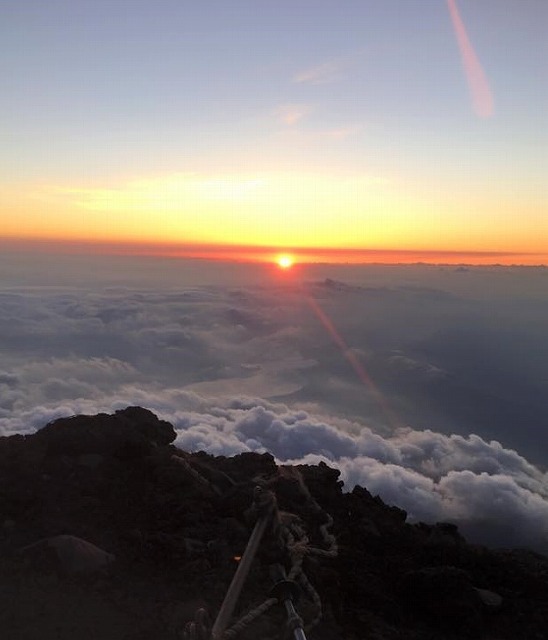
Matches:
[269,563,307,640]
[210,487,275,640]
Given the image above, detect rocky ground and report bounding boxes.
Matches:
[1,406,547,639]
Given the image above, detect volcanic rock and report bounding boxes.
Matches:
[19,535,115,574]
[0,407,547,640]
[33,406,176,456]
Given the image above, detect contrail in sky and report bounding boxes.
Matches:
[447,0,494,118]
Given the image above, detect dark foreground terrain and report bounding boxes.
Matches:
[1,407,547,639]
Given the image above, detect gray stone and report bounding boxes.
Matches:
[475,587,503,609]
[20,535,115,574]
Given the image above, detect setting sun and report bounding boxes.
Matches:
[277,254,294,269]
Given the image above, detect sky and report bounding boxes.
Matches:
[2,2,548,554]
[1,0,547,263]
[1,255,548,552]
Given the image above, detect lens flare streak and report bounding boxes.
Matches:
[447,0,494,118]
[305,295,401,430]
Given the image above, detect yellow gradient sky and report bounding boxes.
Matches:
[1,1,547,264]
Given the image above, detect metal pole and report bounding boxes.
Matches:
[210,489,273,640]
[269,564,308,640]
[283,600,307,640]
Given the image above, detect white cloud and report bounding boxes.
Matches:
[274,103,311,125]
[2,375,548,551]
[1,265,548,551]
[293,60,342,85]
[272,125,365,146]
[388,351,447,379]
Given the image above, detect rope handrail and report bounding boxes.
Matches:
[222,596,278,639]
[183,469,338,640]
[210,486,277,640]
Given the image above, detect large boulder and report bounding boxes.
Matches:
[33,406,176,456]
[19,535,115,574]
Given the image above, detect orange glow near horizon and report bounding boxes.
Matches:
[1,236,547,266]
[1,167,546,265]
[0,172,528,251]
[3,3,548,279]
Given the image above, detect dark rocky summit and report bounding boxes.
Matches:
[1,407,547,639]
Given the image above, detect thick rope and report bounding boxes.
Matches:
[222,597,278,639]
[280,500,338,633]
[211,488,276,640]
[182,467,338,640]
[297,571,323,631]
[216,499,335,639]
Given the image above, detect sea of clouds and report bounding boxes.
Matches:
[1,254,548,552]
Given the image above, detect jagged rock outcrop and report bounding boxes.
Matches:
[1,407,547,640]
[33,406,177,455]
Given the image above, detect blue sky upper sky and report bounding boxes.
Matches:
[1,1,547,260]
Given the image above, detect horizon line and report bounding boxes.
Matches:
[1,236,546,267]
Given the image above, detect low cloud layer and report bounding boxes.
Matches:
[1,259,548,552]
[2,387,547,552]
